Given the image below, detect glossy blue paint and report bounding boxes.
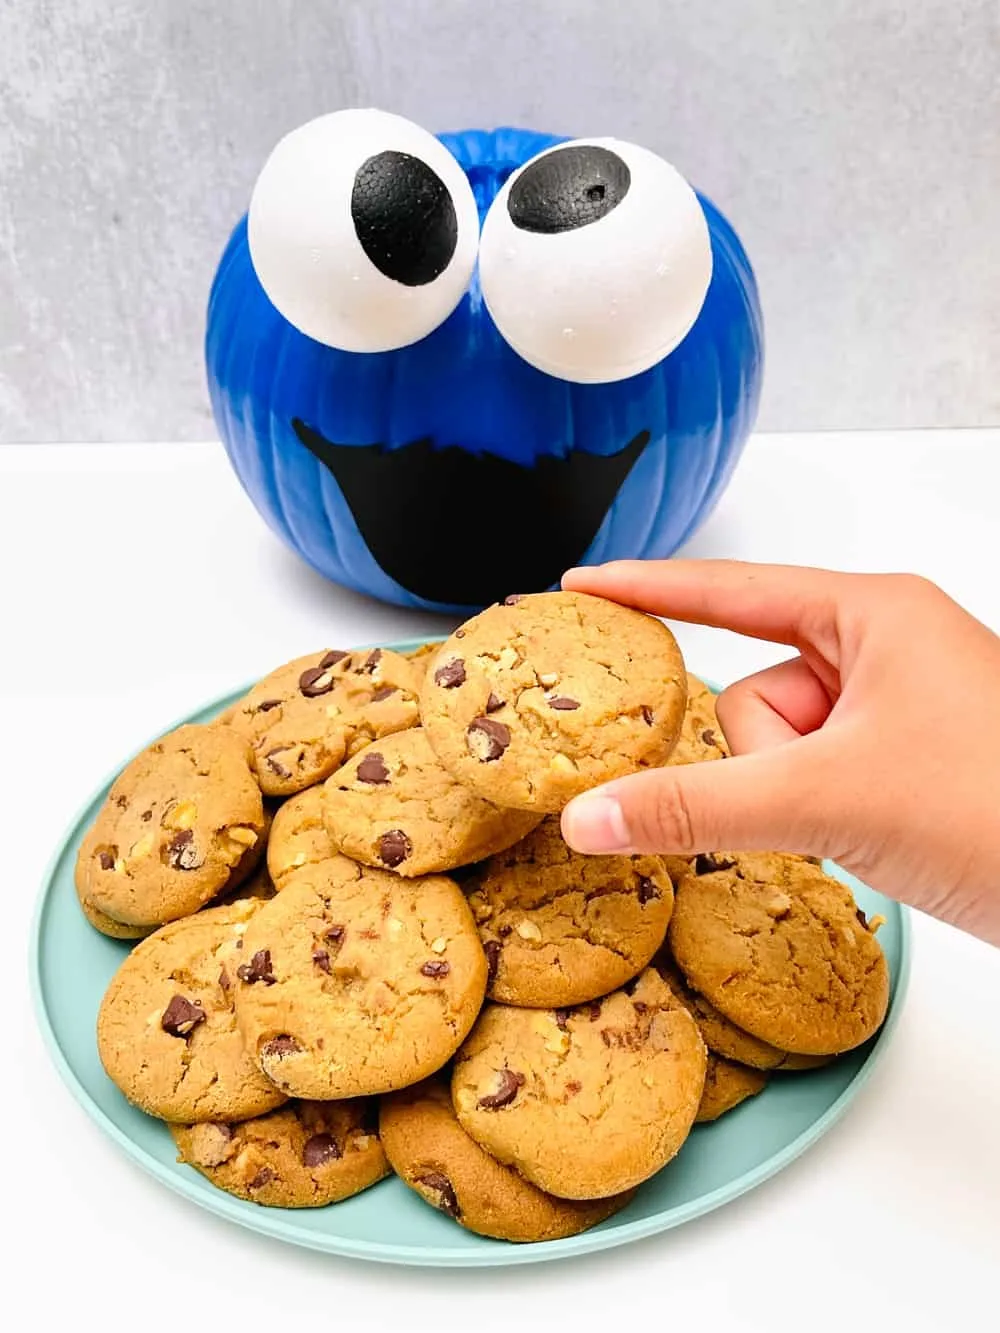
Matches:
[206,127,763,612]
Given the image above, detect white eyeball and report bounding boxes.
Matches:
[478,137,713,383]
[247,108,480,352]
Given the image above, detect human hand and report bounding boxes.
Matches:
[560,560,1000,946]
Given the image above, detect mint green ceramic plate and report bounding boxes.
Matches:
[30,643,910,1267]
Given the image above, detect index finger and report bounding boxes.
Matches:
[561,559,847,648]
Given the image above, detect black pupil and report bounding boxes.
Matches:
[351,150,458,287]
[507,145,630,235]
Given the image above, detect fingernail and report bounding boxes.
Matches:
[562,793,632,853]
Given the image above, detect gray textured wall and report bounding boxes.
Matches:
[1,0,997,443]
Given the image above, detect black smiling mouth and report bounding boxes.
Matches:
[292,419,649,606]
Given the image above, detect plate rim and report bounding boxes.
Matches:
[29,644,913,1268]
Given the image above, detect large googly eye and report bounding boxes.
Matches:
[478,138,713,383]
[247,109,479,352]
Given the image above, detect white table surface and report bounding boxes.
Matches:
[4,430,999,1333]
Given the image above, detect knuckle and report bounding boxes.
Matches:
[883,572,941,604]
[632,778,699,853]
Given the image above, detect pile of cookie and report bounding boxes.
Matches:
[77,591,890,1244]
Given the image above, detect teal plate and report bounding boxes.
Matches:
[30,641,911,1267]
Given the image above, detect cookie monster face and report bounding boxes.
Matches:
[207,110,763,611]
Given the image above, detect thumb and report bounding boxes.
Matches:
[561,737,835,858]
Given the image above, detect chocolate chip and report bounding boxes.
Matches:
[218,966,231,992]
[166,829,202,871]
[325,924,346,944]
[237,949,275,985]
[378,829,412,868]
[632,1001,648,1014]
[502,594,524,605]
[856,906,869,930]
[466,717,510,762]
[140,809,153,822]
[302,1133,341,1167]
[357,752,390,785]
[298,665,335,697]
[641,706,654,726]
[97,849,116,870]
[264,748,293,779]
[248,1168,274,1190]
[256,698,282,713]
[420,960,450,979]
[358,649,382,674]
[160,994,205,1038]
[371,687,396,702]
[701,728,718,746]
[434,657,466,688]
[485,692,504,714]
[497,924,513,938]
[477,1068,525,1110]
[587,1002,602,1021]
[566,1079,582,1096]
[262,1034,300,1058]
[548,696,580,711]
[416,1171,460,1219]
[115,794,129,809]
[694,853,736,875]
[637,875,660,905]
[320,650,349,669]
[454,629,466,639]
[312,948,331,973]
[484,939,501,984]
[554,1008,570,1030]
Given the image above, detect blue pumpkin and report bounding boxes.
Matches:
[206,111,762,612]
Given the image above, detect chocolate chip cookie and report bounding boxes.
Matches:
[466,817,674,1007]
[695,1055,769,1123]
[77,890,153,940]
[380,1077,635,1241]
[452,968,706,1199]
[171,1098,389,1207]
[669,673,730,766]
[420,591,687,813]
[669,852,890,1056]
[227,648,421,796]
[77,724,266,929]
[97,900,287,1123]
[654,948,797,1070]
[267,787,336,890]
[323,729,543,877]
[233,856,487,1098]
[402,640,442,682]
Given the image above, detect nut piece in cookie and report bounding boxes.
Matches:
[233,856,488,1098]
[466,817,674,1007]
[380,1077,635,1242]
[323,729,543,877]
[96,900,287,1123]
[171,1098,388,1207]
[420,591,687,813]
[668,851,890,1056]
[76,723,265,929]
[451,968,706,1199]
